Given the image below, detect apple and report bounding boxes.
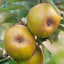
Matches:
[4,25,36,61]
[16,45,43,64]
[27,3,61,38]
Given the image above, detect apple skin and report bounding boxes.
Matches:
[27,3,61,38]
[16,45,43,64]
[4,25,36,61]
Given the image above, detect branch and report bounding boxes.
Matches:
[39,0,42,3]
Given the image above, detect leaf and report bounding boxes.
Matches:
[0,26,4,36]
[0,39,3,43]
[0,7,6,12]
[42,44,51,64]
[2,4,9,9]
[58,5,64,11]
[60,19,64,24]
[58,1,64,5]
[0,57,10,64]
[48,29,61,43]
[5,4,29,12]
[53,0,64,3]
[0,40,4,49]
[8,0,29,3]
[0,12,12,24]
[9,60,17,64]
[58,25,64,31]
[47,51,64,64]
[4,62,9,64]
[12,1,34,9]
[16,9,28,19]
[5,17,17,23]
[42,0,47,3]
[0,61,9,64]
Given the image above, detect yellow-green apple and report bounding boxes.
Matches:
[27,3,61,38]
[4,25,36,61]
[16,45,43,64]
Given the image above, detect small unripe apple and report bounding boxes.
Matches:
[27,3,61,38]
[4,25,36,61]
[16,45,43,64]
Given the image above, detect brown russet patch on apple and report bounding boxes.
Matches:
[47,19,53,26]
[15,36,24,43]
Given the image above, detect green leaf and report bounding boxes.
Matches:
[0,26,4,36]
[58,25,64,31]
[9,60,17,64]
[0,7,6,12]
[16,9,28,19]
[4,62,9,64]
[42,0,47,3]
[58,5,64,11]
[53,0,64,3]
[58,1,64,5]
[0,57,10,63]
[5,17,17,23]
[0,39,3,43]
[48,29,61,43]
[60,19,64,24]
[0,40,4,48]
[42,45,51,64]
[0,61,9,64]
[0,12,12,24]
[12,1,34,9]
[8,0,29,3]
[2,4,9,9]
[48,51,64,64]
[5,4,29,12]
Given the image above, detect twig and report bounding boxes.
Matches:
[0,57,10,62]
[39,0,42,3]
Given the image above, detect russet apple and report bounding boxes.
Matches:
[16,45,43,64]
[4,25,36,61]
[27,3,61,38]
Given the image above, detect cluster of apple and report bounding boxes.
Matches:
[4,3,61,64]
